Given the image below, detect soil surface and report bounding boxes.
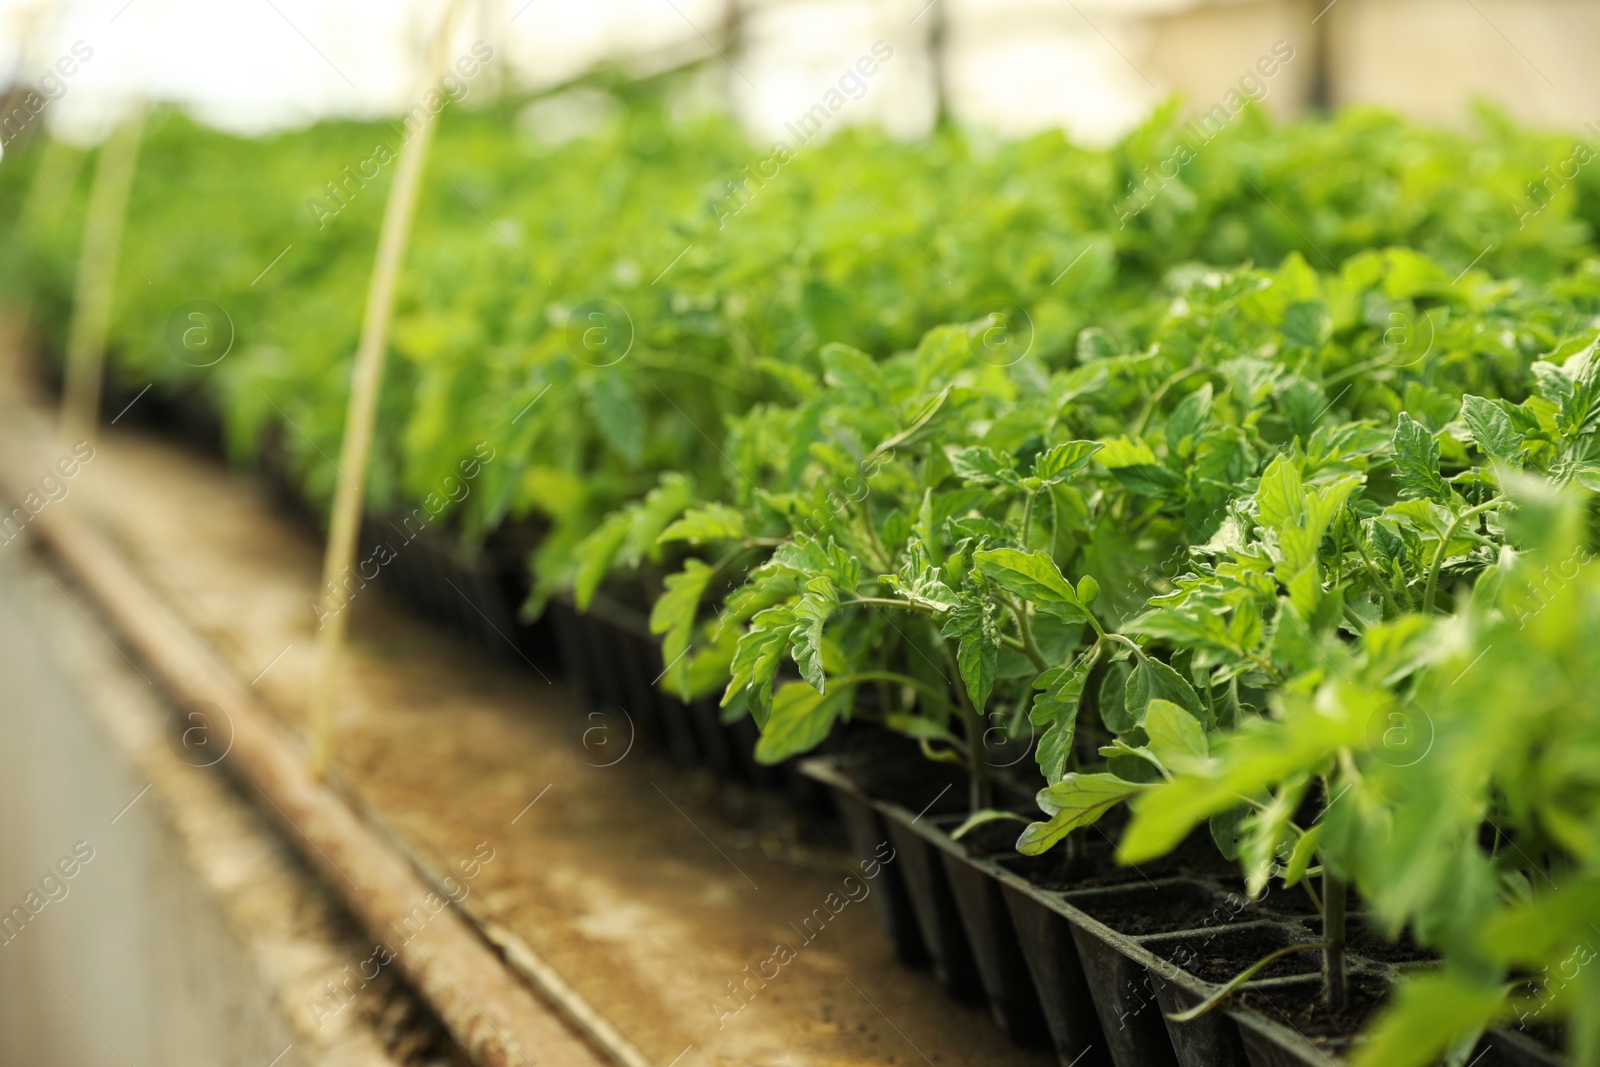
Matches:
[1299,915,1439,966]
[1235,972,1390,1048]
[1008,826,1239,892]
[1148,924,1322,984]
[1069,881,1258,937]
[8,396,1053,1067]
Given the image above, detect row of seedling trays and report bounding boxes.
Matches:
[299,507,1570,1067]
[96,385,1568,1067]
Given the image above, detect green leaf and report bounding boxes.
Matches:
[791,576,840,692]
[1481,875,1600,965]
[755,682,848,764]
[1032,440,1103,484]
[1125,657,1207,730]
[659,503,747,544]
[1350,973,1508,1067]
[946,445,1018,487]
[583,372,644,465]
[974,548,1087,621]
[1143,698,1209,769]
[1096,435,1156,468]
[621,473,694,566]
[1126,601,1240,657]
[649,560,715,696]
[942,597,999,712]
[1240,777,1307,897]
[1016,774,1145,855]
[723,605,798,721]
[1030,658,1092,783]
[820,342,889,405]
[1166,384,1213,455]
[1099,658,1135,733]
[1255,453,1303,532]
[570,509,633,611]
[1283,823,1321,887]
[1209,807,1246,861]
[1111,463,1185,498]
[1393,412,1450,503]
[1459,395,1524,468]
[951,808,1030,840]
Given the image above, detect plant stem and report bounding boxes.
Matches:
[846,596,937,616]
[1353,536,1406,617]
[1131,365,1201,437]
[941,640,992,811]
[1021,490,1036,549]
[1422,497,1502,614]
[1322,868,1348,1012]
[309,8,462,777]
[1001,594,1049,672]
[62,106,146,440]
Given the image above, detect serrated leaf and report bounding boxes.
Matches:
[1112,463,1185,498]
[942,597,999,712]
[755,681,847,764]
[974,548,1087,621]
[583,372,644,465]
[1166,384,1213,455]
[1030,657,1092,783]
[1143,698,1209,769]
[1017,774,1145,855]
[1459,394,1524,468]
[723,605,797,721]
[1240,777,1306,897]
[620,473,694,566]
[649,560,715,695]
[659,503,747,544]
[946,445,1019,487]
[1393,412,1450,503]
[1255,454,1303,532]
[1032,440,1104,484]
[1126,657,1207,730]
[1099,658,1135,733]
[1096,435,1157,468]
[820,342,888,405]
[571,509,633,611]
[791,576,840,692]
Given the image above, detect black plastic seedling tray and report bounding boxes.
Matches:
[801,755,1567,1067]
[546,591,838,806]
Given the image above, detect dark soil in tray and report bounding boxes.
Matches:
[1249,882,1324,918]
[1505,981,1569,1054]
[844,729,969,816]
[1005,827,1240,892]
[1150,925,1322,984]
[1300,915,1438,966]
[1235,972,1391,1047]
[948,817,1034,859]
[1513,1020,1568,1056]
[1072,881,1256,937]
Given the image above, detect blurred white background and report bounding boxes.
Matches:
[2,0,1598,149]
